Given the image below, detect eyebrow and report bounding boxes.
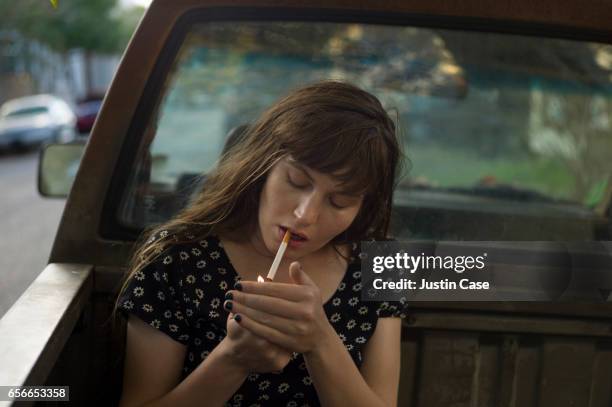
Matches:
[289,162,364,198]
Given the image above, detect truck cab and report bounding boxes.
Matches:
[1,0,611,405]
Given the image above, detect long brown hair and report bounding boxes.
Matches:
[114,80,403,315]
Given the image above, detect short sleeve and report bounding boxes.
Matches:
[117,239,191,345]
[376,298,409,318]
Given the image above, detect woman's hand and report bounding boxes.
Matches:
[223,261,336,356]
[219,311,292,374]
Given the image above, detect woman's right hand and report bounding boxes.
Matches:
[219,312,292,374]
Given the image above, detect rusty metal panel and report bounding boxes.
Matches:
[538,339,596,406]
[402,330,612,407]
[589,342,612,407]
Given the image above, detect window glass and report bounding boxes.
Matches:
[118,21,612,240]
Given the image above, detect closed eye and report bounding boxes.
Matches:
[286,175,309,189]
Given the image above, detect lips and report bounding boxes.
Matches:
[280,226,308,241]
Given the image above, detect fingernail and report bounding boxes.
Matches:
[234,314,242,322]
[225,291,233,300]
[224,300,233,310]
[234,282,243,291]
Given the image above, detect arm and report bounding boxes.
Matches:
[303,317,402,407]
[119,315,249,407]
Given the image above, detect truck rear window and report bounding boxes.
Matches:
[117,20,612,241]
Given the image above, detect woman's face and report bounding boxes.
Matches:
[254,156,364,258]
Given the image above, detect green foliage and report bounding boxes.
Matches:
[0,0,144,53]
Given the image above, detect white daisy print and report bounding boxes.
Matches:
[346,344,354,351]
[330,313,341,323]
[294,392,305,398]
[122,300,134,310]
[210,251,220,260]
[162,255,173,265]
[302,377,312,386]
[169,324,178,332]
[134,270,145,281]
[287,401,297,407]
[217,267,227,275]
[347,319,356,329]
[248,373,259,381]
[188,352,194,362]
[133,287,144,297]
[258,381,270,391]
[332,298,341,306]
[338,333,347,342]
[202,273,212,282]
[360,322,372,331]
[186,308,193,317]
[150,319,160,329]
[352,283,362,291]
[142,304,153,312]
[358,306,369,315]
[206,331,215,340]
[209,310,219,318]
[191,248,201,256]
[352,271,361,279]
[210,298,220,309]
[179,334,189,341]
[193,299,200,308]
[153,271,160,281]
[338,282,346,291]
[186,274,196,284]
[200,350,210,359]
[199,239,209,248]
[162,272,169,282]
[163,310,172,318]
[194,338,202,346]
[278,383,290,393]
[219,281,228,290]
[348,297,359,306]
[196,260,207,269]
[179,251,189,261]
[356,336,367,344]
[174,310,184,320]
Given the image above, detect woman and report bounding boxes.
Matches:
[115,80,407,407]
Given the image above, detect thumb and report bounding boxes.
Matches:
[289,261,313,286]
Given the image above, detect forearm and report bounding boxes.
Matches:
[144,339,248,407]
[303,324,389,407]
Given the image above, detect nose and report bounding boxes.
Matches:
[294,192,321,226]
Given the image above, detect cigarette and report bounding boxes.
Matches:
[259,228,291,281]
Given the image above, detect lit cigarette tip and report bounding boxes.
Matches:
[257,275,265,283]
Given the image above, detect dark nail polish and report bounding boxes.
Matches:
[224,300,233,310]
[234,282,243,291]
[234,314,242,322]
[225,292,233,300]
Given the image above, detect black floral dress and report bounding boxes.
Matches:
[118,231,408,407]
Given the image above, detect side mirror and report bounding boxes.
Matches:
[38,142,86,198]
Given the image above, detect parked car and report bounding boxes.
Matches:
[0,1,611,406]
[0,94,75,151]
[75,95,104,134]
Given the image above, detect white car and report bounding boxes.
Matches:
[0,94,76,150]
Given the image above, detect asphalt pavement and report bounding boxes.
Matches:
[0,149,65,319]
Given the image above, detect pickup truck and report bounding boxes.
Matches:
[1,0,611,406]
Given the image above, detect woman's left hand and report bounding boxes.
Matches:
[224,261,335,355]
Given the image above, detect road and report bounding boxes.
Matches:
[0,150,65,319]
